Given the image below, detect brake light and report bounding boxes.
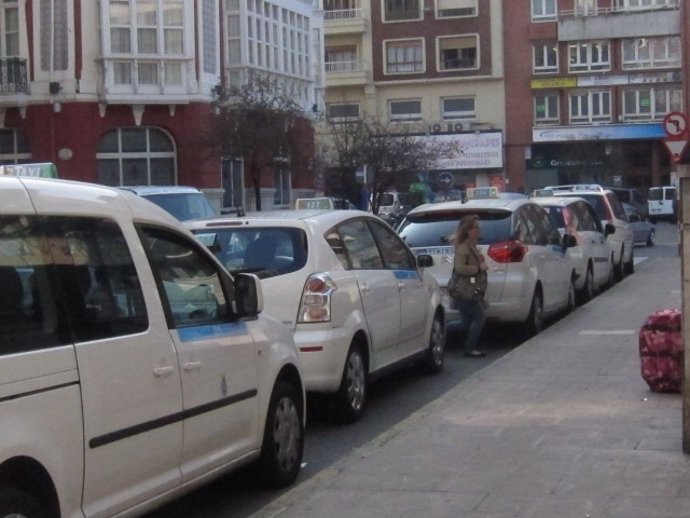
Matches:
[488,240,528,263]
[298,273,336,323]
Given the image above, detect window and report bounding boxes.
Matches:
[569,90,611,123]
[574,0,599,15]
[40,0,68,71]
[442,97,475,120]
[107,0,185,87]
[336,220,383,270]
[140,226,229,328]
[325,46,358,72]
[96,127,176,186]
[327,103,360,121]
[221,158,244,210]
[623,86,682,121]
[273,164,290,208]
[568,41,610,72]
[383,0,421,21]
[622,36,681,69]
[368,220,414,270]
[438,35,477,71]
[0,129,31,164]
[533,42,558,73]
[534,93,559,125]
[384,39,424,74]
[436,0,477,18]
[0,1,19,57]
[389,99,422,121]
[531,0,557,21]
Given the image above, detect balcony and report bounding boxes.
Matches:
[0,58,29,96]
[325,60,368,86]
[324,8,366,34]
[558,5,679,41]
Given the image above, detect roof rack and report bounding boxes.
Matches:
[542,184,605,193]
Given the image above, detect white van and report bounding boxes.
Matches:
[0,176,305,517]
[648,186,677,223]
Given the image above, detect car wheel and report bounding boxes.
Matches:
[624,246,634,276]
[0,488,44,518]
[333,343,367,423]
[613,248,624,282]
[524,289,544,337]
[422,313,445,374]
[577,265,594,304]
[565,275,576,314]
[257,381,304,489]
[646,228,656,247]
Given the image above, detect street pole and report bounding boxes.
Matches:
[681,164,690,454]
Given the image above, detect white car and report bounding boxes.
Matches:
[542,184,635,281]
[120,185,218,221]
[0,176,304,517]
[647,185,678,223]
[397,189,577,335]
[187,210,446,423]
[532,195,614,302]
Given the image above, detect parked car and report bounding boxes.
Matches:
[186,210,446,423]
[543,184,635,281]
[397,188,577,335]
[607,186,647,219]
[532,195,614,302]
[0,177,305,517]
[647,185,678,223]
[120,185,218,221]
[624,203,656,246]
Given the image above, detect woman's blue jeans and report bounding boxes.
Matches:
[456,298,486,353]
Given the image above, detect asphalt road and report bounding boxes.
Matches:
[147,221,679,518]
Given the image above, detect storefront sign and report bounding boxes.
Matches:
[533,123,664,142]
[531,77,577,89]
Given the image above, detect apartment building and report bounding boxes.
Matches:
[323,0,506,199]
[505,0,683,194]
[0,0,324,212]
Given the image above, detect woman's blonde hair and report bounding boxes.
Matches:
[449,214,480,246]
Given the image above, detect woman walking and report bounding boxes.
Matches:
[450,214,488,358]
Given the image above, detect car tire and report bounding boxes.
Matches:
[613,248,624,282]
[332,343,367,423]
[577,265,594,305]
[524,289,544,337]
[624,246,634,276]
[0,488,45,518]
[257,381,304,489]
[646,229,655,247]
[422,313,445,374]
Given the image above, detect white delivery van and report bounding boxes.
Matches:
[647,185,677,223]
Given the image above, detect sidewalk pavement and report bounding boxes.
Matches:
[251,251,687,518]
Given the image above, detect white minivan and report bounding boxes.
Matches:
[0,176,305,517]
[648,185,677,223]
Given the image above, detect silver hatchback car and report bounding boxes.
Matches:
[397,188,577,335]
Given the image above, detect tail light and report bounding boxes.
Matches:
[297,273,336,323]
[488,240,528,263]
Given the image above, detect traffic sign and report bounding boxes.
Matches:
[663,139,689,163]
[663,112,688,139]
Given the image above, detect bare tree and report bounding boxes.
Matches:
[208,77,309,211]
[322,118,461,214]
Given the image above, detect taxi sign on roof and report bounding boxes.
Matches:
[466,186,499,200]
[0,162,58,178]
[295,197,334,210]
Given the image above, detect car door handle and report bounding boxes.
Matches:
[153,366,174,377]
[359,283,370,294]
[183,361,202,371]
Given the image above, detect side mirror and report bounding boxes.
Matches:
[562,234,577,248]
[416,254,433,268]
[604,223,616,236]
[233,273,263,317]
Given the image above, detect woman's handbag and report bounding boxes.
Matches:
[448,269,486,301]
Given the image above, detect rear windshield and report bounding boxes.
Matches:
[192,227,307,278]
[648,188,676,201]
[563,193,608,220]
[398,210,513,247]
[145,193,217,221]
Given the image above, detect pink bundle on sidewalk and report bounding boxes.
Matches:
[639,308,683,393]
